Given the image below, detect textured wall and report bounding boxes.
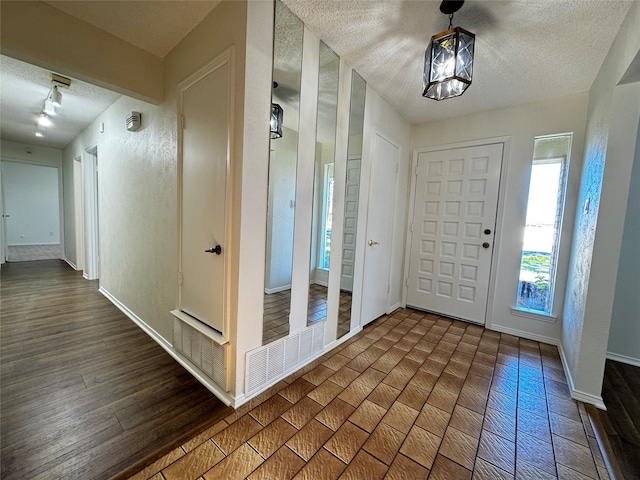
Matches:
[562,2,640,402]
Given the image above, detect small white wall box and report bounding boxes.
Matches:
[126,112,142,132]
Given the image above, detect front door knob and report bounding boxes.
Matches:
[482,242,490,249]
[205,245,222,255]
[368,240,380,246]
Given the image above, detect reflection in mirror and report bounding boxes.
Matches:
[263,0,304,345]
[308,42,340,326]
[338,71,366,338]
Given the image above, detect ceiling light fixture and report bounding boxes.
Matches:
[38,112,52,127]
[44,98,56,116]
[35,128,45,138]
[270,82,283,139]
[50,85,62,107]
[423,0,475,101]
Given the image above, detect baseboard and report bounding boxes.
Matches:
[63,257,78,270]
[606,351,640,367]
[389,302,402,313]
[558,341,607,410]
[98,287,235,406]
[264,284,291,294]
[489,323,560,347]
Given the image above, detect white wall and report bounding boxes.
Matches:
[562,2,640,406]
[608,112,640,364]
[1,161,60,245]
[1,141,63,261]
[411,93,589,344]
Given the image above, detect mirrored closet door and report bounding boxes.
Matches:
[262,0,304,345]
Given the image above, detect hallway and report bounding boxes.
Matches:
[0,260,231,480]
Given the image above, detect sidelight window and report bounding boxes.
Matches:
[516,134,572,315]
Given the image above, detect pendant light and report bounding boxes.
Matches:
[423,0,475,101]
[270,82,283,139]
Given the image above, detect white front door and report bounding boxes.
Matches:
[406,143,503,324]
[180,60,230,334]
[361,134,399,325]
[340,156,361,291]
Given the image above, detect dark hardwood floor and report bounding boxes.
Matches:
[0,260,231,480]
[587,359,640,480]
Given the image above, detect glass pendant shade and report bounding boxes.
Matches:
[423,26,475,101]
[270,103,283,139]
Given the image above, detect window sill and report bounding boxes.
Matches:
[510,307,557,324]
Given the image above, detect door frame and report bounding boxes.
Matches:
[357,129,401,327]
[176,47,234,340]
[403,136,511,328]
[83,145,99,280]
[0,158,65,264]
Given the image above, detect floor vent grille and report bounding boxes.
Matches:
[173,318,227,391]
[245,322,325,396]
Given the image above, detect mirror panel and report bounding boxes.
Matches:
[308,41,340,326]
[338,71,366,338]
[263,0,304,345]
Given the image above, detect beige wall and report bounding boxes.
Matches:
[0,1,163,104]
[411,93,589,344]
[562,2,640,406]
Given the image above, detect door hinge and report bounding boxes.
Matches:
[410,223,413,232]
[396,163,399,174]
[180,114,185,130]
[387,284,390,294]
[405,277,409,287]
[178,271,183,286]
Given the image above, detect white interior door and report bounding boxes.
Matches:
[340,156,361,291]
[407,143,503,324]
[361,134,399,325]
[180,62,229,333]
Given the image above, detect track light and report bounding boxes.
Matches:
[38,113,52,127]
[44,98,56,116]
[50,86,62,107]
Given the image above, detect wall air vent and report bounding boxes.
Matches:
[126,111,142,132]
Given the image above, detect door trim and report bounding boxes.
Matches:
[177,46,235,342]
[403,136,511,328]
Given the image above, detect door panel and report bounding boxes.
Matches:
[180,64,229,333]
[407,143,503,324]
[361,134,399,325]
[340,157,361,291]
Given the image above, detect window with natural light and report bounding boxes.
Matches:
[516,134,572,315]
[320,163,334,270]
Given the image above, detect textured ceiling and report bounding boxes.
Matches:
[283,0,634,125]
[1,0,635,151]
[0,55,121,150]
[44,1,220,58]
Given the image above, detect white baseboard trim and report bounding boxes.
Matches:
[63,257,78,270]
[265,284,292,294]
[389,302,402,313]
[606,351,640,367]
[489,324,559,347]
[558,341,607,411]
[98,287,235,406]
